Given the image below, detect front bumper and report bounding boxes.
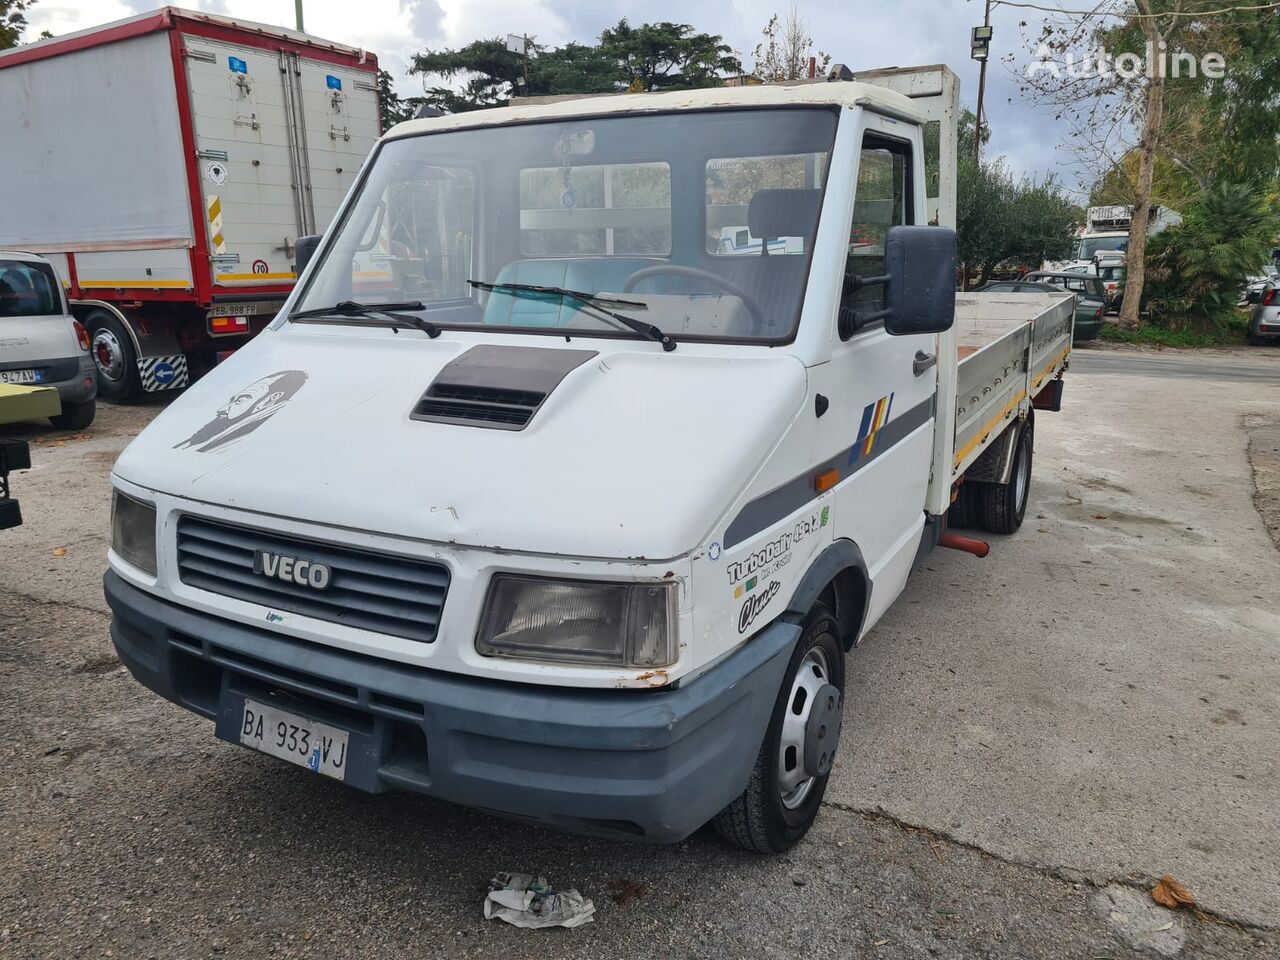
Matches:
[105,570,798,842]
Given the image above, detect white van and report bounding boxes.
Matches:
[104,70,1072,852]
[0,252,97,429]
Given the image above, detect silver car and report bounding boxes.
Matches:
[1249,284,1280,345]
[0,251,97,427]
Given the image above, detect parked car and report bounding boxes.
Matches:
[1243,265,1279,305]
[980,277,1106,342]
[1249,285,1280,345]
[0,252,97,428]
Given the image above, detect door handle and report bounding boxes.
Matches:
[913,350,937,376]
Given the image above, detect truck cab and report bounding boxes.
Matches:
[105,70,1070,851]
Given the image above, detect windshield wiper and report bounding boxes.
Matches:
[468,280,676,352]
[290,300,441,338]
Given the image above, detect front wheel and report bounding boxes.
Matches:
[714,602,845,853]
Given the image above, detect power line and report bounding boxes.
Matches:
[993,0,1280,16]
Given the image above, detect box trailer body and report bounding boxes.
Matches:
[0,7,380,400]
[104,67,1074,851]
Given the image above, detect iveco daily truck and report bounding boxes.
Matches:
[0,7,380,401]
[105,65,1074,852]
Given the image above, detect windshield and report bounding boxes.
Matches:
[1077,236,1128,260]
[0,259,62,318]
[294,108,837,344]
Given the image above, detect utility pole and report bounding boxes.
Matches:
[506,34,533,91]
[294,0,304,32]
[971,3,993,165]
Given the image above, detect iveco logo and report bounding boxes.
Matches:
[253,550,332,590]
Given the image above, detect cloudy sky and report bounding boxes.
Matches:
[23,0,1086,194]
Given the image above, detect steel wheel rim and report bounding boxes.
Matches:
[92,329,126,382]
[777,645,832,809]
[1014,437,1030,512]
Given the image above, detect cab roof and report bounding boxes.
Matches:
[383,80,924,141]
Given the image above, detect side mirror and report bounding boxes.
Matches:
[884,225,956,336]
[295,234,323,277]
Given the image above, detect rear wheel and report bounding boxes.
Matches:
[947,481,983,529]
[86,311,141,403]
[714,602,845,853]
[49,399,95,430]
[981,419,1033,534]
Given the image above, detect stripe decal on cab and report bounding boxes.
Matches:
[723,395,934,548]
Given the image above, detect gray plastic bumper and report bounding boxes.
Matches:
[104,570,799,842]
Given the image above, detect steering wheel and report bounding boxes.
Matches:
[623,265,765,331]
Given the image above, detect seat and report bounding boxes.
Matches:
[483,258,661,327]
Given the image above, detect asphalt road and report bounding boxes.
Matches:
[1071,343,1280,383]
[1,345,1278,959]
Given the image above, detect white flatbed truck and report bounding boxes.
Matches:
[104,65,1073,851]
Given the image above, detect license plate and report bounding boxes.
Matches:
[239,698,349,780]
[0,369,40,384]
[210,302,260,317]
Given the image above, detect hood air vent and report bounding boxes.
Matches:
[411,344,597,431]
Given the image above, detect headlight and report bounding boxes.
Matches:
[477,575,677,668]
[111,489,157,576]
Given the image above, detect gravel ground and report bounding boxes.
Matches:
[2,352,1279,959]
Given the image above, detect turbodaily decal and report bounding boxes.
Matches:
[174,370,307,453]
[726,506,831,591]
[738,580,781,634]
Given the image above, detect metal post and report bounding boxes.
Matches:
[294,0,304,33]
[974,0,991,165]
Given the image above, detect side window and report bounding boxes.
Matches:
[840,135,912,336]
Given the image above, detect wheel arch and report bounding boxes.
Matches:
[71,300,142,354]
[783,539,870,650]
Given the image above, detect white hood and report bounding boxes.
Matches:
[114,325,809,560]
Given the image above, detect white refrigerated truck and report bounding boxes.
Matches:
[0,7,381,401]
[105,65,1074,851]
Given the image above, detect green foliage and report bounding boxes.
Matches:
[957,135,1077,284]
[1098,313,1248,347]
[377,69,424,131]
[1,0,37,49]
[409,20,739,113]
[1142,180,1280,331]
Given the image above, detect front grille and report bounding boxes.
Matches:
[412,382,545,429]
[176,516,449,643]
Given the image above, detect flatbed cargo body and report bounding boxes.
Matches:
[0,7,380,399]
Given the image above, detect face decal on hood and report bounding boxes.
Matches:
[174,370,307,453]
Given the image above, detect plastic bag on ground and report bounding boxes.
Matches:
[483,872,596,929]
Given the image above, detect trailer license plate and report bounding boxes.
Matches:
[0,369,40,384]
[210,302,259,317]
[239,699,349,780]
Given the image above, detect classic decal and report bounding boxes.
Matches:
[174,370,307,453]
[738,580,781,634]
[850,393,894,464]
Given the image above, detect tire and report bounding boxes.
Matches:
[947,481,983,529]
[981,419,1033,535]
[49,399,95,430]
[714,602,845,853]
[85,311,141,403]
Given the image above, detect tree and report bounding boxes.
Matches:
[1,0,37,49]
[1143,180,1280,330]
[1019,1,1280,328]
[957,125,1077,287]
[377,69,420,130]
[598,20,740,92]
[753,4,829,82]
